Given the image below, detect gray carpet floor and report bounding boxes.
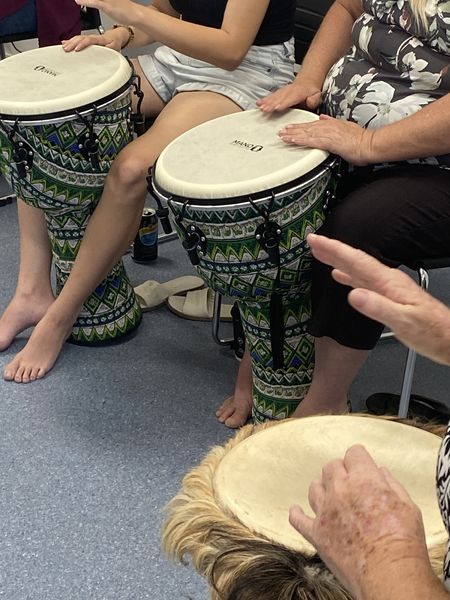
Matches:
[1,189,450,599]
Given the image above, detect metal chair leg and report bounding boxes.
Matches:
[397,267,429,417]
[212,292,234,346]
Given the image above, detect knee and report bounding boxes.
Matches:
[319,205,376,251]
[108,151,151,199]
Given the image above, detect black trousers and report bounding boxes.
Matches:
[308,165,450,350]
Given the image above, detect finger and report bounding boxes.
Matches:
[306,92,322,110]
[330,268,353,287]
[289,505,315,545]
[308,476,325,513]
[307,234,413,301]
[347,288,412,331]
[343,444,380,474]
[322,458,347,489]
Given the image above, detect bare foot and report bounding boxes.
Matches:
[3,311,73,383]
[216,392,253,428]
[216,346,253,428]
[291,396,349,418]
[0,292,54,351]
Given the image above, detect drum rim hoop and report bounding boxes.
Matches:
[0,81,132,124]
[153,155,338,209]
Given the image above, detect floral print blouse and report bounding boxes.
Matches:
[322,0,450,167]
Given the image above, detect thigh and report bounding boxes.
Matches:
[117,90,242,173]
[319,165,450,266]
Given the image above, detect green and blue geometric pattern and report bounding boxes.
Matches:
[0,91,141,344]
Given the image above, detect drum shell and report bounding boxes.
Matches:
[0,86,133,215]
[155,159,336,299]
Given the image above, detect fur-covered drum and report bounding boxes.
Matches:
[163,415,447,600]
[0,45,141,344]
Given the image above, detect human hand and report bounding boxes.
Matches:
[256,79,322,113]
[73,0,139,26]
[307,233,450,366]
[289,445,430,599]
[62,28,127,52]
[278,114,374,166]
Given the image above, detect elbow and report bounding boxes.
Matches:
[221,59,242,71]
[217,45,248,71]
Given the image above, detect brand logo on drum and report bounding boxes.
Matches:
[231,139,263,152]
[34,65,60,77]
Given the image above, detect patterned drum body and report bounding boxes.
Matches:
[154,110,338,421]
[166,164,331,299]
[0,46,141,344]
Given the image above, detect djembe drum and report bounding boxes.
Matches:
[153,109,339,421]
[0,45,141,344]
[163,415,447,600]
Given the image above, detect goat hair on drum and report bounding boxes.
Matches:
[0,45,142,344]
[162,414,447,600]
[153,109,339,421]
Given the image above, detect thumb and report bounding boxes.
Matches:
[289,505,315,545]
[306,92,322,110]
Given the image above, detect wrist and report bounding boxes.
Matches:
[357,541,439,600]
[112,24,135,49]
[359,127,376,165]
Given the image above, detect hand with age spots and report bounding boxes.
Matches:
[307,234,450,366]
[278,114,374,166]
[289,445,435,600]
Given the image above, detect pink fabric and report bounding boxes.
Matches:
[0,0,28,20]
[36,0,81,46]
[0,0,81,46]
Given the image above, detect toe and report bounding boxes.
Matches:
[224,413,247,429]
[14,364,26,383]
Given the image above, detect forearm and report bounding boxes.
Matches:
[365,92,450,163]
[113,5,175,49]
[357,546,449,600]
[296,0,362,88]
[125,3,257,70]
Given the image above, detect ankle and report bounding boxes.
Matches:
[14,287,53,302]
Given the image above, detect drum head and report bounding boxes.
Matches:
[154,109,329,200]
[0,45,132,118]
[213,415,446,555]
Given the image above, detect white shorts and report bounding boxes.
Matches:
[137,40,295,110]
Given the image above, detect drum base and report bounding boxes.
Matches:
[238,291,314,423]
[58,262,143,346]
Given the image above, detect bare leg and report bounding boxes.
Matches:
[5,85,242,383]
[216,346,253,428]
[0,200,54,353]
[292,336,369,417]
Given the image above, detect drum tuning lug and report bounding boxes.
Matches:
[198,251,204,257]
[326,190,331,197]
[95,139,99,143]
[256,234,261,240]
[276,229,281,235]
[12,138,34,179]
[79,144,84,149]
[201,236,206,242]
